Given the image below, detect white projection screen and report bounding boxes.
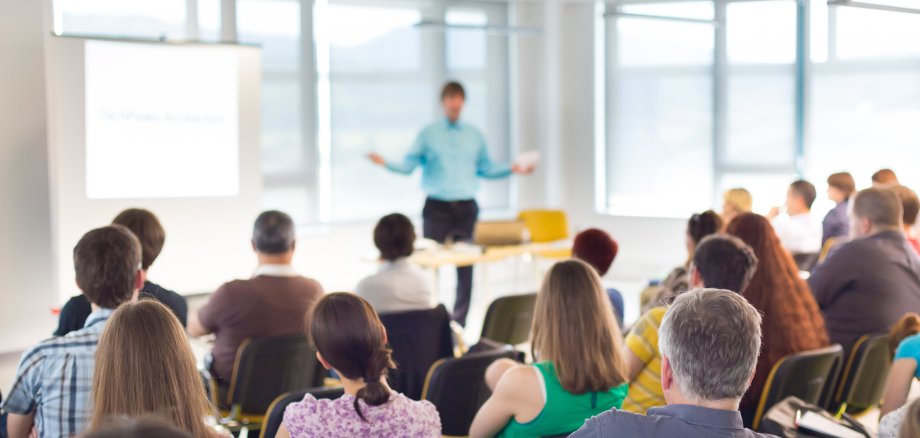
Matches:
[85,41,240,199]
[46,37,262,301]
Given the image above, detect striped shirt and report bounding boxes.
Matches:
[622,307,667,414]
[3,308,113,438]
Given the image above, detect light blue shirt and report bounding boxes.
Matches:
[385,118,512,201]
[3,308,114,438]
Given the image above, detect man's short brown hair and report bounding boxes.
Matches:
[440,81,465,100]
[827,172,856,199]
[112,208,165,270]
[74,225,142,309]
[853,187,903,229]
[895,186,920,226]
[790,180,817,209]
[872,168,899,186]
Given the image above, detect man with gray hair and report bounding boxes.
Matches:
[809,187,920,357]
[572,289,777,437]
[188,210,324,387]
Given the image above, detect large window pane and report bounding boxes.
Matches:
[238,0,300,72]
[808,70,920,190]
[55,0,186,38]
[447,10,488,71]
[835,5,920,60]
[327,5,421,73]
[726,1,796,65]
[329,81,431,221]
[607,10,714,218]
[724,1,796,168]
[617,18,713,67]
[608,73,713,217]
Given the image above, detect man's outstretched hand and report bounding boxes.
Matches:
[368,152,386,166]
[512,163,535,175]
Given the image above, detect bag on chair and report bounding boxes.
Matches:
[759,396,869,438]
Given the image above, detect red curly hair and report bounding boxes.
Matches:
[726,213,829,416]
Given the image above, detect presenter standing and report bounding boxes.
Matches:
[369,81,533,326]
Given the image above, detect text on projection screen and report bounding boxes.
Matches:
[85,40,240,199]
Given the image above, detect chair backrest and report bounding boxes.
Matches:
[422,347,521,437]
[379,305,454,400]
[752,344,844,430]
[792,252,820,272]
[259,387,344,438]
[227,334,327,415]
[480,293,537,346]
[518,210,569,243]
[832,334,893,414]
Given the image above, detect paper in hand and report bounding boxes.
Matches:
[514,150,541,169]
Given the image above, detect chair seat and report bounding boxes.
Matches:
[219,410,265,428]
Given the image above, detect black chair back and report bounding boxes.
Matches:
[422,346,521,436]
[379,304,454,400]
[259,387,344,438]
[227,333,327,415]
[752,344,844,430]
[480,293,537,345]
[792,252,820,272]
[832,334,893,415]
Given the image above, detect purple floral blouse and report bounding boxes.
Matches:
[282,391,441,437]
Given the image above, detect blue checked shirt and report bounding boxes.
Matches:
[3,308,113,438]
[385,118,512,201]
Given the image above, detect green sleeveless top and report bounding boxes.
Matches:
[496,361,628,437]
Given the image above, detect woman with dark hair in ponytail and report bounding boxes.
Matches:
[276,292,441,438]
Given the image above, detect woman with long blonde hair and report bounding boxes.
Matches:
[469,259,629,437]
[89,300,222,437]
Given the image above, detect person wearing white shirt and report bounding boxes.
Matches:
[357,213,436,314]
[768,180,822,254]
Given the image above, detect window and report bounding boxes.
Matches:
[604,2,715,217]
[807,1,920,206]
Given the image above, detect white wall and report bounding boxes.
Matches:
[0,0,58,352]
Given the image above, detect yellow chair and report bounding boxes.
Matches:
[518,209,572,259]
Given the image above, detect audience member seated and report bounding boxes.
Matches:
[727,213,830,424]
[571,289,776,438]
[469,260,629,437]
[623,235,758,415]
[809,188,920,357]
[723,188,754,227]
[767,180,822,254]
[894,186,920,255]
[881,396,920,438]
[572,228,625,326]
[188,210,324,385]
[54,208,187,336]
[873,168,900,187]
[83,418,194,438]
[879,313,920,427]
[643,211,723,313]
[3,226,143,438]
[356,213,436,313]
[89,300,225,438]
[276,293,440,437]
[823,172,856,246]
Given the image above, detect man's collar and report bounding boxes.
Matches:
[252,264,300,278]
[648,404,745,430]
[443,117,462,130]
[84,308,115,329]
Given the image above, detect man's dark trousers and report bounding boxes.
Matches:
[422,197,478,325]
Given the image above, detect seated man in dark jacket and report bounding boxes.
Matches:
[808,187,920,357]
[54,208,187,335]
